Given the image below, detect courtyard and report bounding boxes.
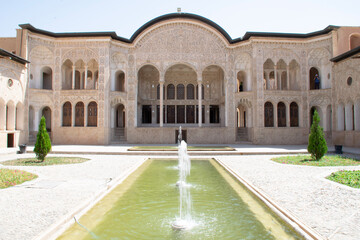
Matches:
[0,145,360,239]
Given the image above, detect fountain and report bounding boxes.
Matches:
[172,127,193,230]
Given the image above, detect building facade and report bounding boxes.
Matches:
[0,13,359,147]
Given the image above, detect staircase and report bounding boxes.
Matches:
[236,127,248,142]
[113,128,126,143]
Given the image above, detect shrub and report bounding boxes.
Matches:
[307,110,327,160]
[33,116,52,162]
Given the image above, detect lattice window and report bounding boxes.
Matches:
[264,102,274,127]
[290,102,299,127]
[167,84,175,99]
[62,102,72,126]
[277,102,286,127]
[187,84,194,99]
[177,84,185,100]
[88,101,97,127]
[75,102,84,126]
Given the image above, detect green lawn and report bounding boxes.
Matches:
[128,146,235,151]
[0,169,38,189]
[271,154,360,166]
[327,170,360,188]
[1,157,90,166]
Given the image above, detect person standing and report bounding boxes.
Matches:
[314,74,320,89]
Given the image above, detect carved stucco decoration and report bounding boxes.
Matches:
[308,48,330,66]
[135,23,226,64]
[29,46,54,64]
[110,96,126,107]
[237,98,252,108]
[235,52,252,70]
[62,48,98,63]
[309,95,331,107]
[111,52,128,69]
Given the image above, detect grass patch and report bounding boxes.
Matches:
[0,169,38,189]
[327,170,360,188]
[271,154,360,166]
[128,146,235,151]
[1,157,90,166]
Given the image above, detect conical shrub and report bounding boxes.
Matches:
[307,110,327,160]
[34,116,52,162]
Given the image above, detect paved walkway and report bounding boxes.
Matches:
[0,145,359,240]
[2,144,360,156]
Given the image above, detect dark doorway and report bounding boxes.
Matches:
[175,129,187,143]
[142,105,152,124]
[7,133,14,147]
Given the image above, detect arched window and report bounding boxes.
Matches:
[75,102,84,126]
[167,84,175,99]
[187,84,194,99]
[350,34,360,50]
[88,102,97,127]
[62,102,72,127]
[264,102,274,127]
[309,67,320,90]
[115,71,125,91]
[196,84,204,99]
[177,84,185,99]
[277,102,286,127]
[237,71,246,92]
[42,107,51,132]
[41,67,52,90]
[290,102,299,127]
[337,104,345,131]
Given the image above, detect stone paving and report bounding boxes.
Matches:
[0,144,359,240]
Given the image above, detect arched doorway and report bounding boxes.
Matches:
[309,67,320,90]
[236,104,248,141]
[112,104,126,142]
[42,107,52,132]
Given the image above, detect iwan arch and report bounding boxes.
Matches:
[1,12,360,147]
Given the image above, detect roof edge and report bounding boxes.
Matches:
[331,45,360,62]
[19,17,340,44]
[0,48,29,65]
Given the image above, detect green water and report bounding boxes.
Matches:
[58,160,303,240]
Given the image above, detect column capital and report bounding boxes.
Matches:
[197,77,203,83]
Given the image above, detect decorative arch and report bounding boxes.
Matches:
[309,67,320,90]
[263,59,275,90]
[138,64,160,101]
[114,70,125,91]
[62,59,73,90]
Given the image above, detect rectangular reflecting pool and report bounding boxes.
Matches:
[57,159,304,239]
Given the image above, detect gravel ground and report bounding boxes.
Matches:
[0,154,360,240]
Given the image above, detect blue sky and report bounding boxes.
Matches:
[1,0,359,39]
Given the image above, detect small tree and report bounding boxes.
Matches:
[34,116,52,162]
[308,110,327,160]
